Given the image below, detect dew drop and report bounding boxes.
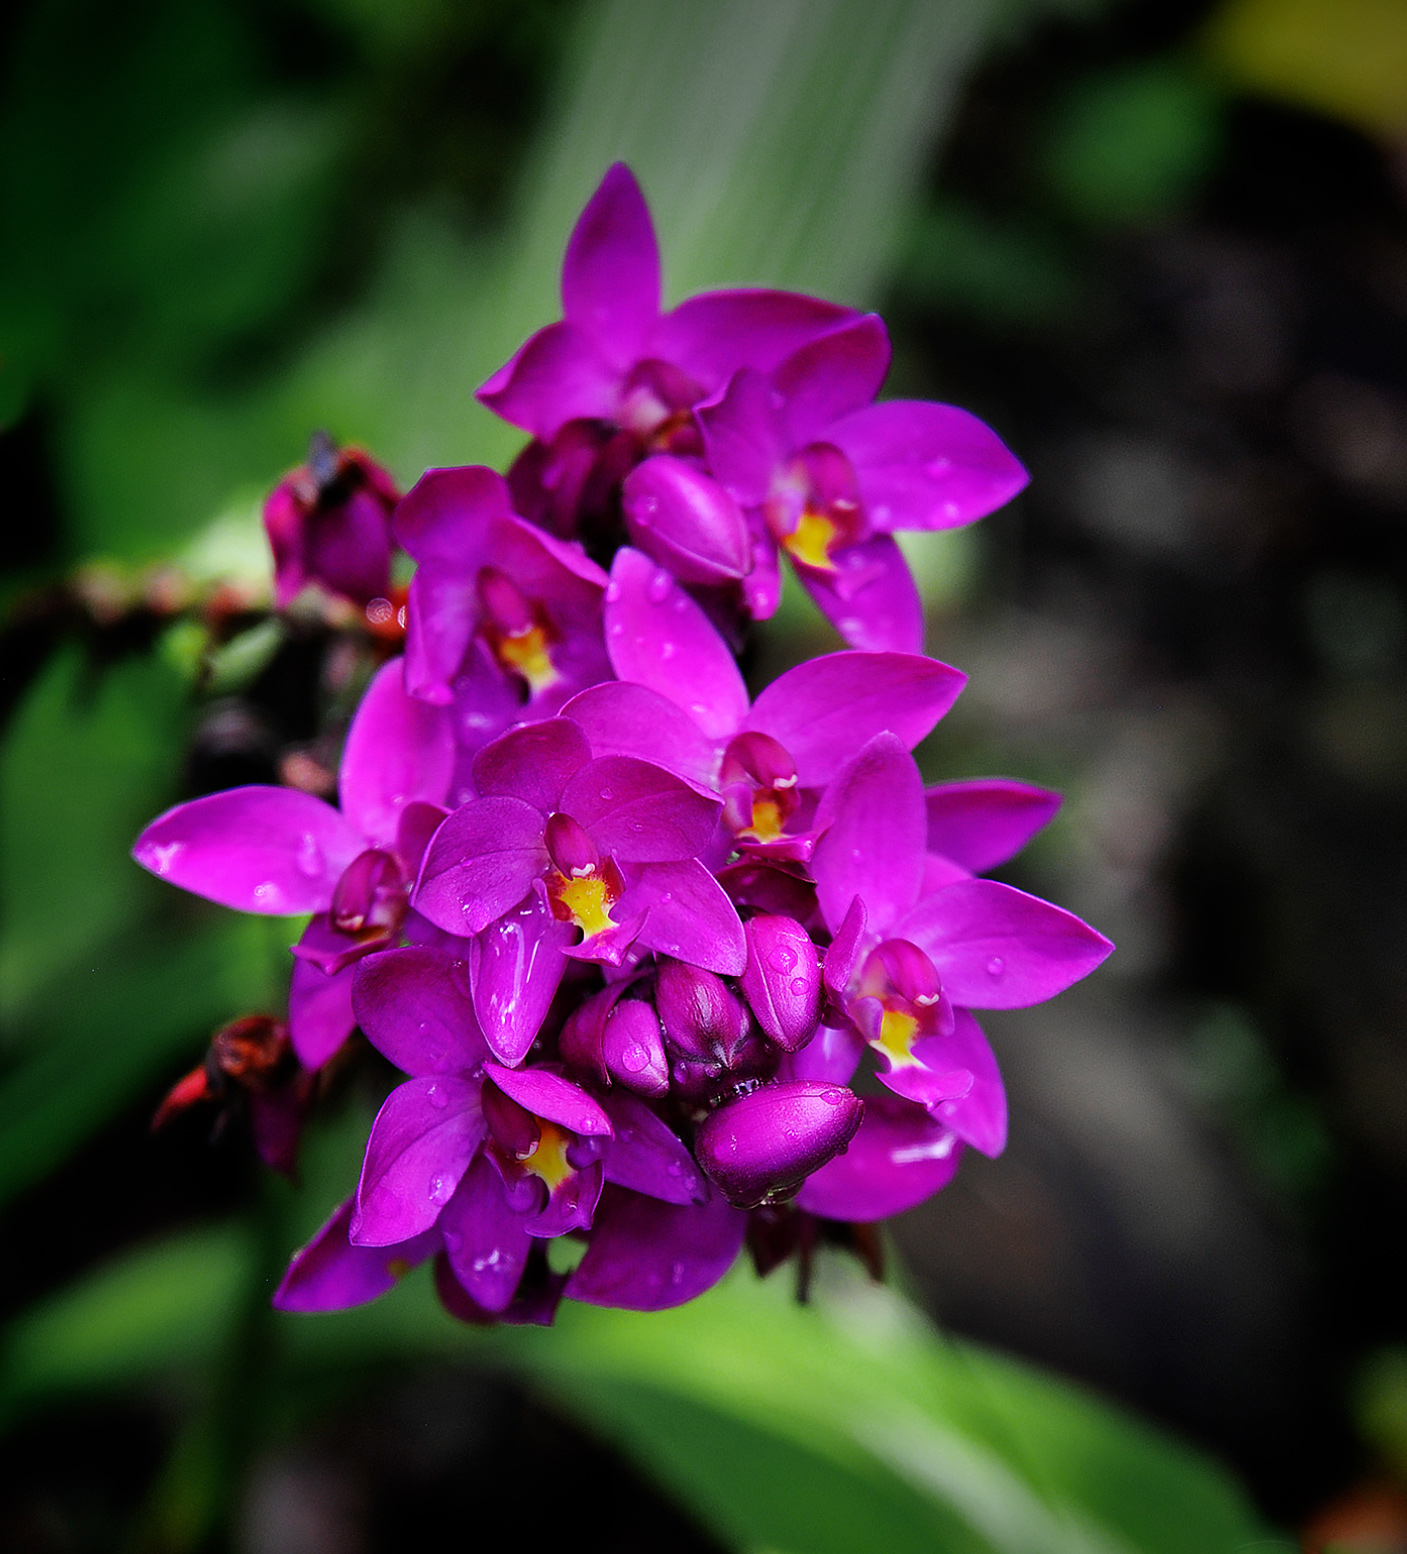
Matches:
[789,977,808,996]
[661,640,676,658]
[295,834,323,877]
[768,946,797,974]
[605,581,621,604]
[647,570,673,603]
[986,956,1005,978]
[427,1083,448,1108]
[429,1174,449,1203]
[620,1044,649,1074]
[820,1090,843,1106]
[600,787,614,801]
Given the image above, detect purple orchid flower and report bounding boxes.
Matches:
[564,547,966,859]
[413,716,746,1064]
[391,467,611,751]
[479,164,860,541]
[134,657,456,1067]
[682,316,1028,651]
[803,731,1111,1146]
[263,432,401,610]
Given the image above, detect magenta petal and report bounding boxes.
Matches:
[936,1009,1007,1157]
[699,368,784,506]
[352,1075,486,1245]
[924,779,1062,873]
[877,1061,973,1110]
[392,464,514,563]
[562,682,719,786]
[560,755,721,862]
[822,895,868,1002]
[694,1080,863,1207]
[828,399,1029,531]
[746,651,966,787]
[627,859,747,976]
[471,889,572,1066]
[483,1062,612,1137]
[800,534,924,654]
[811,733,925,935]
[288,957,357,1068]
[273,1198,438,1313]
[782,1023,865,1086]
[599,1091,706,1204]
[622,457,751,584]
[477,319,622,440]
[340,658,455,847]
[403,567,475,707]
[561,163,661,367]
[351,946,486,1076]
[526,1158,605,1238]
[739,914,821,1052]
[601,998,669,1096]
[440,1152,532,1314]
[653,289,859,399]
[133,786,362,915]
[895,879,1114,1009]
[773,314,891,448]
[605,548,748,741]
[414,797,546,936]
[796,1094,961,1222]
[566,1183,746,1311]
[471,718,592,815]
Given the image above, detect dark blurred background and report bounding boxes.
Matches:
[4,0,1407,1550]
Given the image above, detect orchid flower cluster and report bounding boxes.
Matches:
[134,166,1112,1325]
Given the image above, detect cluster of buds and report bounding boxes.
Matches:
[134,166,1111,1324]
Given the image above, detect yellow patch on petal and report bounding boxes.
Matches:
[522,1121,575,1193]
[739,793,785,843]
[554,872,618,938]
[494,623,560,694]
[780,509,840,571]
[873,1007,921,1069]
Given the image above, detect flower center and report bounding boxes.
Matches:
[874,1006,921,1068]
[780,507,842,571]
[520,1121,575,1193]
[492,620,559,694]
[550,869,618,937]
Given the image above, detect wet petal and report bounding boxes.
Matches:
[935,1009,1007,1157]
[566,1183,746,1310]
[698,368,785,505]
[601,997,669,1096]
[273,1198,438,1312]
[799,534,924,654]
[392,464,514,563]
[288,956,356,1069]
[414,797,546,936]
[562,681,719,786]
[560,755,721,862]
[471,888,572,1066]
[894,879,1114,1009]
[340,658,456,847]
[782,1023,865,1086]
[923,778,1062,873]
[739,914,821,1052]
[796,1094,961,1221]
[471,718,592,815]
[605,547,748,741]
[133,787,362,915]
[483,1062,613,1137]
[600,1091,707,1204]
[746,650,966,787]
[477,320,621,440]
[811,733,925,935]
[351,946,486,1076]
[561,163,661,366]
[773,314,890,448]
[623,456,751,584]
[627,859,747,976]
[828,399,1029,531]
[352,1075,486,1245]
[403,566,476,707]
[439,1152,532,1314]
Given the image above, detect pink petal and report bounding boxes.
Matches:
[773,314,891,448]
[894,879,1114,1009]
[746,650,965,787]
[392,465,513,563]
[476,320,622,440]
[795,1095,962,1221]
[559,755,721,863]
[599,1090,707,1205]
[561,163,661,368]
[562,681,719,787]
[133,786,362,915]
[605,547,748,741]
[471,718,592,816]
[471,888,572,1066]
[923,778,1062,873]
[273,1198,438,1312]
[288,957,357,1068]
[414,797,546,936]
[339,658,456,847]
[483,1061,612,1136]
[351,946,486,1076]
[627,859,747,976]
[439,1153,532,1314]
[799,533,924,654]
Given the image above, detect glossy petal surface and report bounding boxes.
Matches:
[796,1095,961,1221]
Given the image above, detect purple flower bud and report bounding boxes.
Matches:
[330,849,405,936]
[694,1080,863,1208]
[544,812,599,877]
[622,456,750,585]
[263,433,399,610]
[602,998,668,1096]
[654,959,749,1062]
[739,915,821,1052]
[721,732,797,793]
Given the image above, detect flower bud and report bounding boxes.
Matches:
[263,432,399,609]
[739,915,820,1052]
[622,456,750,584]
[602,998,669,1097]
[694,1081,863,1208]
[654,959,749,1062]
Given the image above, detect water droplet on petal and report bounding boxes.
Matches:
[789,977,807,996]
[295,834,323,877]
[768,946,797,974]
[605,581,621,604]
[620,1044,648,1074]
[647,570,673,604]
[986,956,1005,978]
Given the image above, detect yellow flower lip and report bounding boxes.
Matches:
[521,1121,576,1193]
[780,508,842,571]
[551,869,618,938]
[493,621,560,695]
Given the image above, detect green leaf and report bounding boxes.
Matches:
[1,1227,1279,1554]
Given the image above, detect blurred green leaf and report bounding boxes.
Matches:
[1,1229,1278,1554]
[0,647,186,1021]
